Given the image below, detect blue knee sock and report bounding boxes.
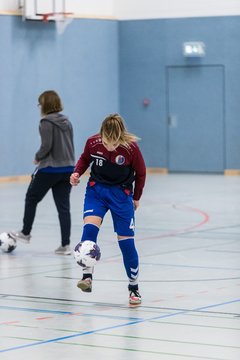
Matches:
[81,223,99,243]
[80,223,99,277]
[118,238,139,286]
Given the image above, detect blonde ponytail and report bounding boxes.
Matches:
[100,114,140,147]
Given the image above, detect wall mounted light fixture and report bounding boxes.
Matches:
[183,42,206,57]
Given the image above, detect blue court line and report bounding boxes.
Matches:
[0,305,143,321]
[1,298,239,353]
[0,306,72,315]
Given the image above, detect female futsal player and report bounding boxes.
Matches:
[70,113,146,304]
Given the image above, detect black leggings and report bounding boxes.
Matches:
[22,171,72,246]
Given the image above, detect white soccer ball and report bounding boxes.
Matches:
[74,240,101,267]
[0,232,17,253]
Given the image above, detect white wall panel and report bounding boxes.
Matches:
[65,0,115,18]
[0,0,115,18]
[0,0,19,12]
[0,0,240,18]
[115,0,240,19]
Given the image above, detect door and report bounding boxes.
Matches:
[167,65,225,172]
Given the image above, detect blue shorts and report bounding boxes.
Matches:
[83,182,135,237]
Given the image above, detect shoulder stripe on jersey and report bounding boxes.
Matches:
[90,154,106,161]
[91,143,101,149]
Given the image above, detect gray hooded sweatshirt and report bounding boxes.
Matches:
[35,113,75,170]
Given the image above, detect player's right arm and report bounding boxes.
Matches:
[70,139,92,186]
[70,172,80,186]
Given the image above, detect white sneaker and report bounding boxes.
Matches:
[129,288,142,305]
[10,231,31,243]
[55,245,72,255]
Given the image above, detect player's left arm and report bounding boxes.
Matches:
[131,143,146,205]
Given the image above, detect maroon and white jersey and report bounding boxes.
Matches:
[74,134,146,200]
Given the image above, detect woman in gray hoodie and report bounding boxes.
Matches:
[11,90,75,255]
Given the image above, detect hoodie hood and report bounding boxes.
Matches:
[41,113,70,132]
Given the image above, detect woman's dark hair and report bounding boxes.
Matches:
[38,90,63,115]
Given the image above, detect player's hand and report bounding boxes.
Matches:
[133,200,139,210]
[70,172,80,186]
